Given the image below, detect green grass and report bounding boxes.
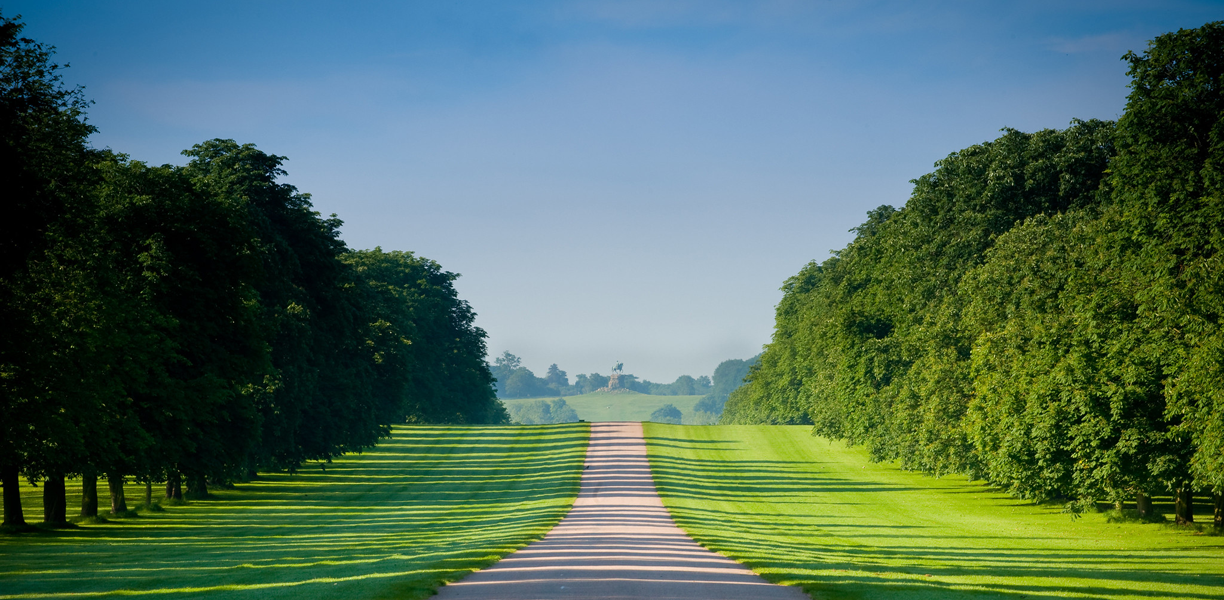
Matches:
[0,423,588,600]
[644,423,1224,600]
[501,391,704,422]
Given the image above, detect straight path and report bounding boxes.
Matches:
[435,421,809,600]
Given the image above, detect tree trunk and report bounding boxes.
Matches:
[1,464,26,528]
[1135,491,1152,518]
[42,473,66,525]
[1175,487,1194,525]
[1215,493,1222,528]
[144,480,153,508]
[80,469,98,517]
[165,471,182,501]
[186,473,208,499]
[107,473,127,514]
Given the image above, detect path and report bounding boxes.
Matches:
[435,421,808,600]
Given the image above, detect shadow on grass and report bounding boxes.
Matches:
[644,425,1224,600]
[0,423,590,600]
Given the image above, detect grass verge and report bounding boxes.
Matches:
[644,423,1224,600]
[0,423,588,600]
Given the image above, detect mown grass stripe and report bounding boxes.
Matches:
[644,423,1224,600]
[0,423,588,600]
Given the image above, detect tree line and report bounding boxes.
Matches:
[1,14,506,529]
[723,23,1224,526]
[690,356,758,422]
[489,352,713,398]
[506,398,580,425]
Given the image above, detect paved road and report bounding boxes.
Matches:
[434,421,809,600]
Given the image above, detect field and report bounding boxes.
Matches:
[644,423,1224,600]
[500,391,705,422]
[0,423,588,600]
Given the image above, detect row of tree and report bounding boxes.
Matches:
[507,399,580,425]
[724,23,1224,525]
[1,14,506,529]
[489,352,713,398]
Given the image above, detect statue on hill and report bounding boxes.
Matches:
[598,362,631,393]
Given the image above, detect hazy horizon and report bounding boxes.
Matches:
[11,1,1221,381]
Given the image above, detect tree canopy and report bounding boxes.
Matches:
[726,22,1224,521]
[0,12,505,528]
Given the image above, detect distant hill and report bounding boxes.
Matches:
[489,352,712,399]
[500,392,705,422]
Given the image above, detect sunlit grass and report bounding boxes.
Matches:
[501,391,704,422]
[0,423,588,600]
[644,423,1224,600]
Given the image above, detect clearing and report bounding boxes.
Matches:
[0,423,588,600]
[644,423,1224,600]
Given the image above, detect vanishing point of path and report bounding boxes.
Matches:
[435,421,808,600]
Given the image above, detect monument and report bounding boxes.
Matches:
[597,362,631,393]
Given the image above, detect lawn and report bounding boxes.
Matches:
[0,423,588,600]
[644,423,1224,600]
[501,391,704,422]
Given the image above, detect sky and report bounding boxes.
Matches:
[10,1,1223,382]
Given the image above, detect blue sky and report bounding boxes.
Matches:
[11,1,1223,381]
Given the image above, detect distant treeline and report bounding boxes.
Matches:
[724,23,1224,524]
[0,15,505,529]
[507,399,580,425]
[489,352,713,398]
[691,356,758,421]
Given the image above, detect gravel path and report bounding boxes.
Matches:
[434,421,809,600]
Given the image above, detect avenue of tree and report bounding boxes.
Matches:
[724,22,1224,526]
[1,13,506,529]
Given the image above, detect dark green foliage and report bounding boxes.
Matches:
[1110,23,1224,498]
[344,248,507,426]
[182,139,379,472]
[0,13,505,526]
[0,11,101,526]
[730,21,1224,511]
[91,153,268,492]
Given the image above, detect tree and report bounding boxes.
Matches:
[490,352,522,396]
[91,155,270,497]
[504,368,549,399]
[727,119,1116,476]
[508,398,578,424]
[545,364,569,389]
[650,404,682,425]
[184,139,381,476]
[695,357,756,416]
[0,11,99,528]
[345,248,507,425]
[1108,22,1224,519]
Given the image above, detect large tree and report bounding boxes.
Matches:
[183,140,379,477]
[0,12,98,528]
[1108,22,1224,521]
